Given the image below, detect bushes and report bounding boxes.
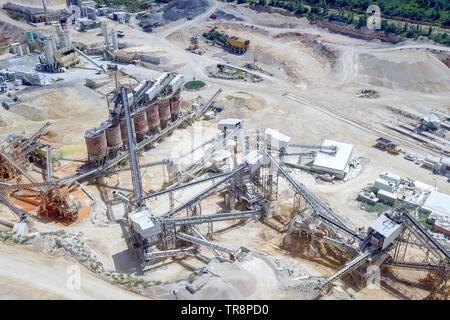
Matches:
[203,29,228,45]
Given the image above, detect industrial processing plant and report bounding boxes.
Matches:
[0,0,449,304]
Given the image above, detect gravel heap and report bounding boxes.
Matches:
[163,0,210,22]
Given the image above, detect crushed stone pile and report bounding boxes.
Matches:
[171,252,319,299]
[356,51,450,94]
[213,10,245,22]
[163,0,210,22]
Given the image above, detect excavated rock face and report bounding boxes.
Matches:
[0,21,26,44]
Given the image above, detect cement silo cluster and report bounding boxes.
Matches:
[38,25,78,73]
[101,22,119,53]
[84,72,185,166]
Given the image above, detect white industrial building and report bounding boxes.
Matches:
[422,191,450,217]
[129,210,161,238]
[264,128,291,152]
[379,172,401,186]
[374,177,397,193]
[368,214,403,250]
[422,191,450,235]
[312,140,354,179]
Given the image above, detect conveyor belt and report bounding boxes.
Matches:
[163,164,247,218]
[142,171,231,200]
[0,192,25,219]
[403,212,450,261]
[318,251,372,289]
[265,151,364,241]
[162,210,260,226]
[46,146,52,182]
[0,181,59,190]
[176,232,235,255]
[384,260,443,271]
[17,122,50,151]
[121,87,144,209]
[0,151,46,193]
[144,247,196,262]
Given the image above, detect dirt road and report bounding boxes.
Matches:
[0,243,146,299]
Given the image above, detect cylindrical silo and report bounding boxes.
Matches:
[105,123,123,158]
[26,31,35,44]
[43,39,55,66]
[158,98,171,129]
[146,105,160,133]
[61,31,71,48]
[50,35,57,52]
[65,31,72,47]
[55,24,63,43]
[14,44,23,56]
[111,30,119,51]
[101,22,110,49]
[120,117,135,149]
[84,128,107,165]
[22,44,30,55]
[133,111,149,142]
[170,92,182,121]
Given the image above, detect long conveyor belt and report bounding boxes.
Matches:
[318,251,372,290]
[176,232,235,255]
[162,210,260,226]
[142,171,231,200]
[265,151,364,241]
[163,164,247,218]
[403,212,450,261]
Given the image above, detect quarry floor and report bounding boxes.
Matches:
[0,0,449,300]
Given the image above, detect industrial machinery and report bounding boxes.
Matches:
[0,123,80,221]
[375,137,401,155]
[36,26,79,73]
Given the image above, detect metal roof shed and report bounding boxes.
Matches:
[422,191,450,217]
[312,140,354,178]
[368,214,403,250]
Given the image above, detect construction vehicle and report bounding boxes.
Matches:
[375,137,401,155]
[225,36,250,54]
[186,36,203,55]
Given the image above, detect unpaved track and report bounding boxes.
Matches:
[283,93,443,156]
[0,243,146,300]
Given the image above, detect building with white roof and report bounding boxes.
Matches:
[264,128,291,152]
[129,210,162,239]
[422,191,450,236]
[312,140,353,179]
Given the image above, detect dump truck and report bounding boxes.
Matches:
[375,137,401,155]
[225,36,250,54]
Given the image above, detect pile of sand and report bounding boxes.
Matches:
[356,50,450,93]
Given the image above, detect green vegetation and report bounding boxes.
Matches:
[184,80,206,90]
[202,29,229,45]
[226,0,450,46]
[364,202,394,214]
[93,0,144,12]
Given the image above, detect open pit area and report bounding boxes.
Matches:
[0,0,449,301]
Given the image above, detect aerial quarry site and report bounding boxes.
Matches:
[0,0,449,303]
